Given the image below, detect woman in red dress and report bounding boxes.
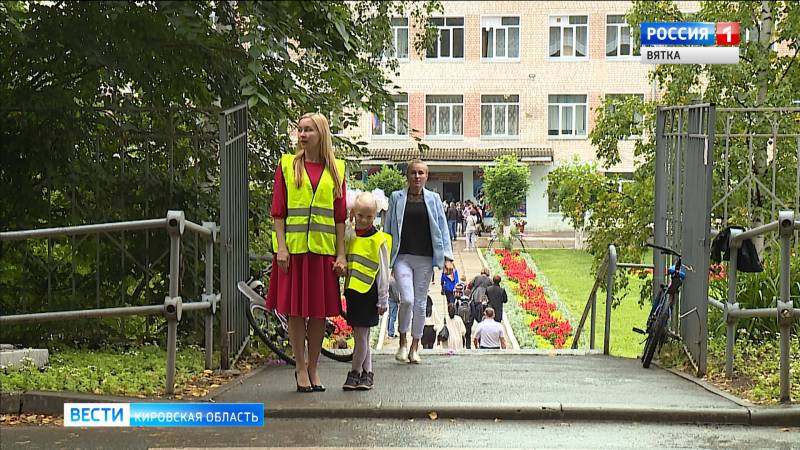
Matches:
[266,112,347,392]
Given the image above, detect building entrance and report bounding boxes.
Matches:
[442,182,461,203]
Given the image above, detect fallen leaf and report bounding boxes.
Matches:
[428,411,438,420]
[203,369,213,375]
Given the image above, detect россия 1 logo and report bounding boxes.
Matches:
[640,22,739,65]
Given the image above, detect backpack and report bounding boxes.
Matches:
[457,299,472,325]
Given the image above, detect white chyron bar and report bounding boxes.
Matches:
[641,46,739,65]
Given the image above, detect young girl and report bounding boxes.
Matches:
[440,259,459,305]
[342,192,391,391]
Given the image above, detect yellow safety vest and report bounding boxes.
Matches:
[345,231,391,294]
[271,154,345,255]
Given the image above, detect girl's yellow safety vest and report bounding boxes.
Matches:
[345,231,391,293]
[271,154,345,255]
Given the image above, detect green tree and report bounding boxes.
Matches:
[365,166,406,195]
[0,1,441,346]
[482,155,530,228]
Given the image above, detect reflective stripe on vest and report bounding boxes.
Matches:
[271,154,344,255]
[345,231,391,294]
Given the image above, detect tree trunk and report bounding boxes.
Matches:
[751,0,775,254]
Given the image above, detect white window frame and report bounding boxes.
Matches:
[426,17,465,61]
[481,15,521,61]
[425,95,464,138]
[480,94,520,139]
[605,14,639,60]
[372,95,409,138]
[744,27,777,50]
[606,93,645,139]
[547,94,588,139]
[390,17,409,60]
[548,14,589,61]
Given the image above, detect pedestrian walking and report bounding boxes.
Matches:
[485,275,508,322]
[465,209,478,251]
[384,159,453,364]
[473,307,507,350]
[443,303,467,350]
[454,283,473,348]
[446,202,460,241]
[440,259,459,305]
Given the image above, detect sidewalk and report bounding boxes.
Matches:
[209,352,799,426]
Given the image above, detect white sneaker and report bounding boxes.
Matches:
[395,345,409,362]
[407,350,421,364]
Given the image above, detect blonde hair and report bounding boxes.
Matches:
[293,113,343,198]
[406,159,428,175]
[354,192,378,214]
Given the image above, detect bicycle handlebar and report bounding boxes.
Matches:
[646,242,681,258]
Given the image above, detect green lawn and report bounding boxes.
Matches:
[528,249,649,358]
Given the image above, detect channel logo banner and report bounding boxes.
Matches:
[640,22,716,46]
[64,403,264,427]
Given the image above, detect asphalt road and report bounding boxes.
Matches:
[2,419,798,449]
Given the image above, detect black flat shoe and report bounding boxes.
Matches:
[295,372,313,393]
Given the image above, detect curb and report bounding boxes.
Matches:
[4,391,798,426]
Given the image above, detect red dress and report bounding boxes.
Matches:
[266,160,347,318]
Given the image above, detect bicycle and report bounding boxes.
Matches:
[237,266,354,365]
[633,243,689,369]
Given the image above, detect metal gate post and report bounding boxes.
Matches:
[777,210,795,402]
[165,210,185,395]
[653,107,667,301]
[202,221,217,370]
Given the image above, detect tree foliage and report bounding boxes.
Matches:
[0,1,441,346]
[365,166,406,195]
[482,155,530,226]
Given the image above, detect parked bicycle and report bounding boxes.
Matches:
[237,267,354,365]
[633,243,690,368]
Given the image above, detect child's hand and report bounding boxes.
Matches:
[377,305,387,315]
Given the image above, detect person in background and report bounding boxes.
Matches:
[446,202,460,241]
[464,209,478,251]
[386,275,400,338]
[443,303,467,350]
[267,112,346,393]
[384,159,453,364]
[473,307,507,350]
[454,283,473,349]
[440,259,459,305]
[485,275,508,322]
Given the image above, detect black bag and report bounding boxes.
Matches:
[437,319,450,342]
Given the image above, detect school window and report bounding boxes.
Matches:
[481,95,519,137]
[390,17,409,59]
[481,16,520,59]
[548,95,587,137]
[372,95,409,136]
[606,94,644,138]
[427,17,465,60]
[425,95,463,137]
[606,15,639,58]
[549,15,588,59]
[329,113,345,136]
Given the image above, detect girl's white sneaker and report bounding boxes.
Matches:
[395,345,409,362]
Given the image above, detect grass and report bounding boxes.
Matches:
[527,249,649,358]
[1,344,208,396]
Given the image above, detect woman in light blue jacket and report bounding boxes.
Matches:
[383,159,453,364]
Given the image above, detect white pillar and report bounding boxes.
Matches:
[462,166,474,202]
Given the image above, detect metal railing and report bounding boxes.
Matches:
[0,211,219,395]
[571,245,653,355]
[708,210,800,403]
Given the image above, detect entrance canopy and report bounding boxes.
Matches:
[347,146,553,165]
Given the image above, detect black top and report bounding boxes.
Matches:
[486,284,508,322]
[398,199,433,257]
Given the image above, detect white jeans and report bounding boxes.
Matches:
[393,254,434,339]
[465,231,477,250]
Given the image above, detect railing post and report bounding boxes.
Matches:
[164,210,185,395]
[777,210,794,403]
[725,228,742,378]
[202,221,217,370]
[604,245,617,355]
[589,290,597,350]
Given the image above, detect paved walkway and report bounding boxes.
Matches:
[378,238,507,353]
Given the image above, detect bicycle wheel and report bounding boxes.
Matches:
[320,311,354,362]
[642,304,669,368]
[238,281,295,365]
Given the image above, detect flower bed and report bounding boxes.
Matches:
[492,249,573,348]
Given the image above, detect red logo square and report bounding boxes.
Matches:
[716,22,740,46]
